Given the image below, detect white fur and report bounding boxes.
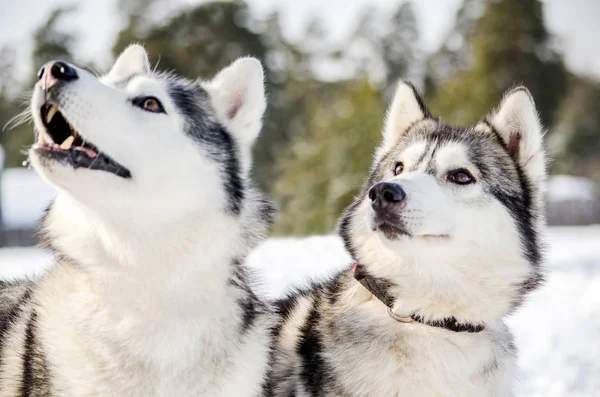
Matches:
[329,85,545,395]
[22,47,272,396]
[378,81,426,156]
[489,88,546,186]
[107,44,151,78]
[356,86,546,323]
[203,57,267,174]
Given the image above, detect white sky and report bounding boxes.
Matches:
[0,0,599,82]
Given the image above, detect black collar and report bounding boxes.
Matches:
[352,263,485,333]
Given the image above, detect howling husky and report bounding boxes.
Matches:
[265,82,546,396]
[0,45,275,396]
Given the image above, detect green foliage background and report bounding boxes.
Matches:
[0,0,597,235]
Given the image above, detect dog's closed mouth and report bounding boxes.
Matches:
[374,221,411,240]
[33,104,131,178]
[420,234,450,239]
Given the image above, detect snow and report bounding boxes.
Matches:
[507,227,600,396]
[247,235,351,298]
[1,226,599,396]
[0,246,53,281]
[547,175,598,202]
[1,168,56,228]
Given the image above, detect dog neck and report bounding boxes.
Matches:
[352,263,485,333]
[41,193,245,312]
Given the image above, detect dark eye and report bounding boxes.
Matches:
[133,96,165,114]
[448,169,475,185]
[394,162,404,176]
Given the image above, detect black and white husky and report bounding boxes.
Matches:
[0,45,275,396]
[265,82,546,396]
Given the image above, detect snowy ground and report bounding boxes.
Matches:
[1,227,599,396]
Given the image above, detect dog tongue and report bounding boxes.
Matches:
[74,146,98,158]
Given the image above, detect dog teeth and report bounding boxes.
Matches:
[46,105,58,124]
[38,131,53,145]
[60,135,74,150]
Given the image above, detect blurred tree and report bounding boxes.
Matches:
[381,2,419,90]
[113,0,158,44]
[428,0,567,127]
[426,0,484,88]
[0,45,20,167]
[552,76,600,183]
[273,81,385,235]
[256,11,318,191]
[1,6,78,168]
[348,2,420,89]
[271,1,421,234]
[114,1,265,79]
[0,0,596,236]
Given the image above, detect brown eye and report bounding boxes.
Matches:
[133,96,165,114]
[448,170,474,185]
[394,162,404,176]
[143,98,159,111]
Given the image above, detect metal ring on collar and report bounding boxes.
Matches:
[387,307,414,323]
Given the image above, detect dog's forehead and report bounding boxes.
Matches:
[100,73,168,95]
[381,120,508,173]
[399,140,428,165]
[434,143,472,169]
[393,140,473,172]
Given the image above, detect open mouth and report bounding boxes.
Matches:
[32,104,131,178]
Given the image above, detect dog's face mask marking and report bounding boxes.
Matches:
[29,45,266,220]
[340,82,546,317]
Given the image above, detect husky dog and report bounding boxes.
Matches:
[265,82,546,396]
[0,45,275,396]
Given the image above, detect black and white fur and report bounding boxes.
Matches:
[265,82,546,396]
[0,45,275,396]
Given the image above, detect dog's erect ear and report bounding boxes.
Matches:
[204,57,266,147]
[487,87,545,181]
[108,44,150,78]
[382,81,430,149]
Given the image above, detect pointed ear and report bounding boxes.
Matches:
[487,87,545,180]
[382,81,430,149]
[108,44,150,78]
[204,57,266,147]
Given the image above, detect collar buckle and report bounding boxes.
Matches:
[387,307,414,323]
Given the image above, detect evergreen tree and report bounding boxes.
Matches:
[381,2,419,89]
[273,81,385,235]
[428,0,567,127]
[348,2,419,89]
[553,76,600,182]
[113,1,266,80]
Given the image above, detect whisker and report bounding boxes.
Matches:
[16,90,33,102]
[3,109,33,131]
[152,56,162,74]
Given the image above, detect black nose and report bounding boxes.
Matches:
[42,61,78,81]
[369,182,405,210]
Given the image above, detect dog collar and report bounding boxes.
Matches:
[352,263,485,333]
